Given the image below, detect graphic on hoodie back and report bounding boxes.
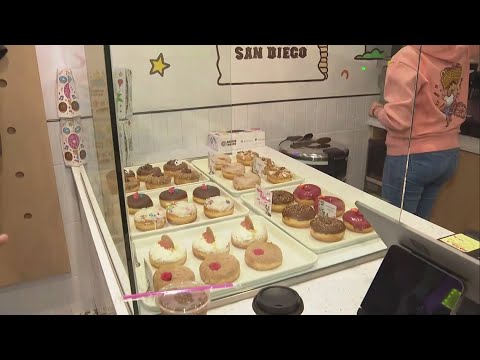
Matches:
[435,63,467,127]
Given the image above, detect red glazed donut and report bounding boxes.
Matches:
[342,208,373,233]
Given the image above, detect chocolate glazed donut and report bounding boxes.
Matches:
[282,204,316,228]
[127,193,153,214]
[310,216,346,243]
[159,187,188,208]
[271,190,294,213]
[192,184,221,204]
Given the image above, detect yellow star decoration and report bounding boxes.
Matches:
[149,53,171,77]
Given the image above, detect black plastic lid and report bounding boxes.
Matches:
[252,286,304,315]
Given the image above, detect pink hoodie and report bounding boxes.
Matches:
[376,45,476,156]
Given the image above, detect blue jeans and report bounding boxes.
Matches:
[382,149,459,219]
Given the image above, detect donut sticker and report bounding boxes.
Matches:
[74,125,82,133]
[64,152,73,161]
[71,101,80,111]
[68,133,80,149]
[62,127,70,134]
[59,76,67,84]
[58,102,67,113]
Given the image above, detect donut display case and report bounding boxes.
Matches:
[77,45,421,315]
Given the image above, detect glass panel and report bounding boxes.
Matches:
[85,45,426,315]
[400,45,480,239]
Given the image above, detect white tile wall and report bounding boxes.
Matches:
[127,96,375,190]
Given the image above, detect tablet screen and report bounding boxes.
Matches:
[361,245,464,315]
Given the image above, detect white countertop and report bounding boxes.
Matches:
[367,117,480,155]
[209,146,455,315]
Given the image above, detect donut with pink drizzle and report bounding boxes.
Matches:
[342,208,373,233]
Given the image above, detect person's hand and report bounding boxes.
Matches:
[0,234,8,246]
[369,101,384,118]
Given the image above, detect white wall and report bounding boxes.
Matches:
[128,95,375,189]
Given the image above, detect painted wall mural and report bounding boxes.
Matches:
[216,45,329,85]
[109,45,390,113]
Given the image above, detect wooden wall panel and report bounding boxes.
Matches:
[0,45,70,287]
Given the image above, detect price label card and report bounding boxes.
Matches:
[208,151,217,175]
[255,184,272,217]
[252,156,265,177]
[439,233,480,253]
[318,199,337,218]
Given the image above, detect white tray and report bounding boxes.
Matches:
[124,160,209,192]
[131,215,318,313]
[192,157,304,197]
[128,182,249,239]
[241,184,378,254]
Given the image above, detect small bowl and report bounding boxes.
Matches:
[155,281,210,315]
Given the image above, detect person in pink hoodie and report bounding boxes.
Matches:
[369,45,478,219]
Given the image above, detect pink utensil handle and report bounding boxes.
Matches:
[123,283,235,302]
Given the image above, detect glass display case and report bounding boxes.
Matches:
[80,45,475,315]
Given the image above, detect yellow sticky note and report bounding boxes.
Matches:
[439,234,480,253]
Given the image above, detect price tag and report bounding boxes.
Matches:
[255,184,272,217]
[317,199,337,218]
[208,151,217,175]
[252,156,265,177]
[439,234,480,253]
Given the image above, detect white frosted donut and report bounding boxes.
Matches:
[203,196,235,218]
[166,201,197,225]
[214,154,232,169]
[192,228,230,260]
[231,218,268,249]
[149,236,187,268]
[134,206,166,231]
[233,173,261,190]
[221,163,245,180]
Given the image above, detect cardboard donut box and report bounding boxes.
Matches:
[207,129,265,152]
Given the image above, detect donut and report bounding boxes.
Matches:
[282,204,316,228]
[221,163,245,180]
[267,167,293,184]
[192,184,221,205]
[153,265,195,291]
[310,216,346,242]
[262,158,276,175]
[136,164,154,182]
[203,196,234,218]
[244,241,283,271]
[163,159,188,177]
[271,190,295,213]
[145,167,172,190]
[125,176,140,193]
[159,187,188,208]
[314,195,345,217]
[232,173,261,190]
[174,167,200,185]
[124,169,136,179]
[199,253,240,284]
[231,216,268,249]
[236,150,259,166]
[192,227,230,260]
[214,153,232,170]
[342,208,373,233]
[149,235,187,268]
[166,201,197,225]
[134,206,166,231]
[127,192,153,215]
[293,184,322,206]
